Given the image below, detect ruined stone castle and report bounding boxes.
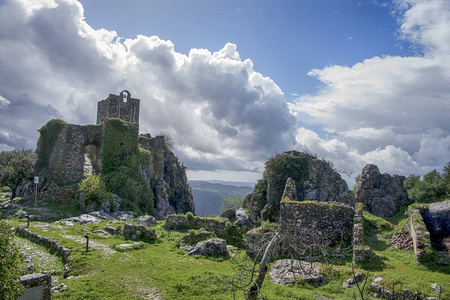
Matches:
[34,91,195,219]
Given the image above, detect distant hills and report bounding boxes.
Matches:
[189,180,254,216]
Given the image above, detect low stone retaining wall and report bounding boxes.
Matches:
[19,273,52,300]
[164,214,243,246]
[123,223,157,241]
[407,206,432,263]
[15,227,72,277]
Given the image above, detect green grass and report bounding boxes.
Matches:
[5,215,450,300]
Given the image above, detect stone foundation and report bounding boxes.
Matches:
[19,273,52,300]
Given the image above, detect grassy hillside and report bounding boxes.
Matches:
[5,210,449,300]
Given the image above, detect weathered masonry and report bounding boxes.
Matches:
[97,90,140,130]
[38,91,140,186]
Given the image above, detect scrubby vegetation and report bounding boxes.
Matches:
[0,221,24,299]
[2,212,447,300]
[0,149,37,199]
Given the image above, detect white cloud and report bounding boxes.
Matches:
[1,0,449,185]
[291,0,450,179]
[0,0,296,176]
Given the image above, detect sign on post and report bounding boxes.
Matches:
[34,176,39,204]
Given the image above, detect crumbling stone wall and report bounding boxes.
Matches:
[123,223,157,241]
[279,201,354,249]
[97,91,140,129]
[43,123,103,186]
[408,206,433,263]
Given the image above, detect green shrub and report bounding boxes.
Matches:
[186,211,194,221]
[78,174,111,207]
[0,221,24,299]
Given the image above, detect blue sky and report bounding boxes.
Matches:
[1,0,449,184]
[79,0,407,97]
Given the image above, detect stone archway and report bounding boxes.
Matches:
[84,143,101,175]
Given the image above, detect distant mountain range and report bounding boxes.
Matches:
[189,180,254,216]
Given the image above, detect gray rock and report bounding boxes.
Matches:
[236,208,253,228]
[62,214,102,224]
[135,215,157,226]
[89,211,115,220]
[111,211,134,221]
[220,208,236,220]
[355,164,410,218]
[342,272,365,289]
[186,238,229,257]
[269,259,327,288]
[422,201,450,240]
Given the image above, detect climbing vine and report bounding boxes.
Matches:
[100,118,156,216]
[35,119,66,171]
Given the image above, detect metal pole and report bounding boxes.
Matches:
[34,181,38,204]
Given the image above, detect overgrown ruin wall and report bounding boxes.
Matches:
[44,123,103,186]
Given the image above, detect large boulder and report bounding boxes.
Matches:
[355,164,410,218]
[248,151,353,222]
[421,200,450,250]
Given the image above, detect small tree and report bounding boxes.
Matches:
[221,195,244,212]
[0,221,24,299]
[404,170,447,203]
[0,149,37,199]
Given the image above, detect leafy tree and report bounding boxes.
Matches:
[0,149,37,199]
[404,169,447,203]
[221,195,243,212]
[0,221,24,299]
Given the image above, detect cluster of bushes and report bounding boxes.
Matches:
[404,163,450,203]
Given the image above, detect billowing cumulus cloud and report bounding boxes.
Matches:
[1,0,449,183]
[291,0,450,180]
[0,0,296,175]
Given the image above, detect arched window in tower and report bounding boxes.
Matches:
[120,90,130,103]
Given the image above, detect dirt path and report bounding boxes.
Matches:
[62,234,116,256]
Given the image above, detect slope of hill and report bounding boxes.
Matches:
[189,180,254,216]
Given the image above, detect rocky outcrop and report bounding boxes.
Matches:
[248,151,353,222]
[139,134,195,219]
[422,201,450,246]
[355,164,410,218]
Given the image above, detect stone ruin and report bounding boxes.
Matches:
[29,90,195,219]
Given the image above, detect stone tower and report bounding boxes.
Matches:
[97,90,140,129]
